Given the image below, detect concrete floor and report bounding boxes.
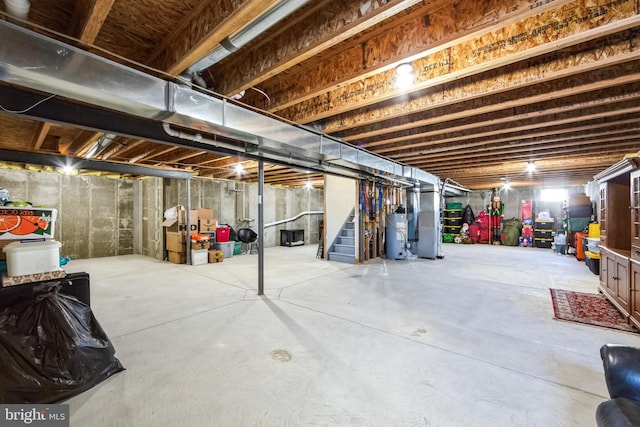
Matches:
[63,243,639,427]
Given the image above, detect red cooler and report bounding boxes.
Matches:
[216,226,230,242]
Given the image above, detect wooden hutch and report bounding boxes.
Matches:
[594,156,640,329]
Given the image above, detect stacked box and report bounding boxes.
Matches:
[534,219,554,248]
[197,209,216,233]
[191,249,208,265]
[164,206,218,264]
[208,250,224,263]
[585,251,600,275]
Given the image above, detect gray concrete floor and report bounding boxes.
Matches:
[64,244,639,427]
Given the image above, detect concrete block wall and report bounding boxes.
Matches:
[0,169,137,260]
[0,169,323,261]
[164,177,324,248]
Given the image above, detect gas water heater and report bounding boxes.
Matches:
[386,213,407,260]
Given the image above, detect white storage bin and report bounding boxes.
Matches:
[3,240,61,276]
[191,249,208,266]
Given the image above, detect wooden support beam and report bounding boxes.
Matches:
[412,138,640,169]
[240,0,572,111]
[153,149,208,167]
[100,139,146,160]
[407,130,640,167]
[149,0,282,75]
[374,105,640,156]
[62,130,102,156]
[72,0,116,43]
[362,89,640,151]
[30,122,51,150]
[212,0,424,96]
[343,73,640,143]
[277,0,640,124]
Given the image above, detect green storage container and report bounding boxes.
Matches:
[233,240,243,255]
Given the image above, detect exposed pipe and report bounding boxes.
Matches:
[161,122,253,154]
[265,210,323,228]
[0,21,446,190]
[84,132,117,159]
[3,0,29,26]
[184,0,311,77]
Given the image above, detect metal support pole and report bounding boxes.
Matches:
[258,159,264,295]
[186,178,192,265]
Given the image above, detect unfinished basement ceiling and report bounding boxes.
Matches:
[0,0,639,189]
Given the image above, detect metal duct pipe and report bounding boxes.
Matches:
[265,210,323,228]
[3,0,29,25]
[85,133,117,159]
[161,122,253,154]
[184,0,310,77]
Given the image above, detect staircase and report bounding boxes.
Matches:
[327,214,356,264]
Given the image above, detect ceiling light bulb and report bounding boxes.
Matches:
[396,63,413,75]
[503,182,511,190]
[305,181,313,189]
[526,161,536,172]
[62,165,75,175]
[234,164,244,174]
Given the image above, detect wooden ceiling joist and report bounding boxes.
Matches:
[343,77,640,143]
[72,0,117,44]
[30,122,51,150]
[277,0,640,123]
[150,0,282,75]
[240,0,572,111]
[212,0,425,97]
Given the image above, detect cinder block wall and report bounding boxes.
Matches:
[0,169,324,260]
[0,169,139,260]
[163,177,324,248]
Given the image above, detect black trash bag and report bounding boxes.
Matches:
[0,283,124,403]
[462,205,476,225]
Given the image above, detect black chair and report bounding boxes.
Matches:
[237,228,258,254]
[596,344,640,427]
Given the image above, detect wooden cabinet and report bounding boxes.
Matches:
[595,157,639,328]
[599,184,607,243]
[631,260,640,330]
[600,248,630,317]
[631,170,640,260]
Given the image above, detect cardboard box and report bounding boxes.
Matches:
[199,218,216,233]
[0,207,57,240]
[191,249,208,265]
[2,269,66,287]
[163,206,197,232]
[191,241,209,250]
[197,208,214,220]
[168,251,186,264]
[208,250,224,263]
[166,232,186,252]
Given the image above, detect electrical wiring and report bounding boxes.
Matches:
[0,93,56,114]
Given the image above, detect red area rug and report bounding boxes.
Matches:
[549,288,637,333]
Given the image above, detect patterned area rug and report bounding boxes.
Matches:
[549,288,637,333]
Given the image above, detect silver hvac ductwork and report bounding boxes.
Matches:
[0,20,442,188]
[184,0,311,78]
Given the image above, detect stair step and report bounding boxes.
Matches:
[343,222,355,230]
[341,229,355,237]
[337,236,354,246]
[327,252,355,264]
[333,243,355,254]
